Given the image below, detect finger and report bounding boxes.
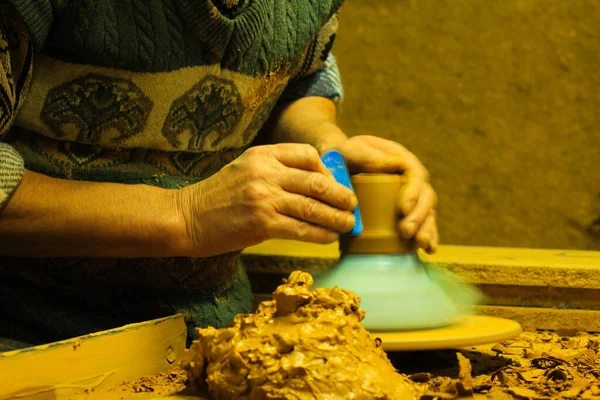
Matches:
[399,183,437,239]
[268,215,340,244]
[279,169,357,212]
[269,143,331,176]
[397,165,431,216]
[426,221,440,254]
[343,137,425,175]
[415,211,436,251]
[341,138,430,215]
[276,192,356,233]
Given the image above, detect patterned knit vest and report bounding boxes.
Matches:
[1,0,343,302]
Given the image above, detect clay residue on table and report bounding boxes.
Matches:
[70,367,193,399]
[181,271,417,399]
[393,330,600,399]
[106,368,188,395]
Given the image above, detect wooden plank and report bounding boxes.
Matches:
[476,305,600,333]
[428,246,600,289]
[0,315,187,400]
[243,240,600,289]
[476,284,600,310]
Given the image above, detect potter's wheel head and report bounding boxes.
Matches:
[376,315,522,351]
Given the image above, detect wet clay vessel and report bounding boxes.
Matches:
[313,173,480,331]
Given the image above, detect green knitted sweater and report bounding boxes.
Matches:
[0,0,345,349]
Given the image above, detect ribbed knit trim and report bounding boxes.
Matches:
[227,0,269,55]
[174,0,234,58]
[8,0,53,51]
[174,0,269,60]
[0,143,25,208]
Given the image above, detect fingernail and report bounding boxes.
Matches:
[422,234,431,247]
[350,195,358,210]
[403,222,417,238]
[428,240,437,254]
[346,214,356,230]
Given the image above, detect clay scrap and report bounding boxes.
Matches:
[391,330,600,400]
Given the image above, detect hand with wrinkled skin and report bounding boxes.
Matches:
[176,143,358,258]
[262,97,439,254]
[333,135,439,254]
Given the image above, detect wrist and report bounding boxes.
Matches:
[267,97,348,153]
[117,184,191,258]
[166,186,196,257]
[311,121,348,155]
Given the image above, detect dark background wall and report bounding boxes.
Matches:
[333,0,600,250]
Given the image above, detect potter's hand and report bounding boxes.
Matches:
[176,144,357,257]
[334,135,439,254]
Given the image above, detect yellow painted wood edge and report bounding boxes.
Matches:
[243,240,341,258]
[0,314,187,400]
[423,245,600,270]
[243,240,600,269]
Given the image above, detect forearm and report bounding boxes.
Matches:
[0,170,186,258]
[265,96,348,154]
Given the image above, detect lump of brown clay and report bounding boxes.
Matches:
[181,271,417,399]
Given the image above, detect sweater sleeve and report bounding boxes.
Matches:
[279,12,344,106]
[0,6,35,208]
[279,53,344,106]
[0,143,25,206]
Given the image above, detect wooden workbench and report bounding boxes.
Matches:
[2,242,598,399]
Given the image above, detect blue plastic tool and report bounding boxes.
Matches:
[320,150,363,236]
